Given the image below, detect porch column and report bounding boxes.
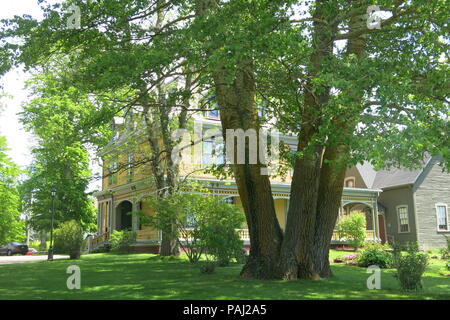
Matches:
[371,200,377,241]
[132,201,139,231]
[374,199,380,241]
[97,202,102,232]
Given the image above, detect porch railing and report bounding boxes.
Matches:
[331,230,376,242]
[136,229,161,241]
[91,232,110,248]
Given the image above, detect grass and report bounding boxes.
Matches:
[0,250,449,300]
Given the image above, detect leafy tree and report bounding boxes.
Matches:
[1,0,448,281]
[0,136,24,244]
[18,71,112,233]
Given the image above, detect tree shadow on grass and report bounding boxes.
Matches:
[0,254,449,300]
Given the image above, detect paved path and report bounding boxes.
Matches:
[0,255,68,265]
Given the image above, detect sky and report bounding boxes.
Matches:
[0,1,47,168]
[0,1,102,191]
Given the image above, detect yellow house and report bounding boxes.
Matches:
[92,113,383,252]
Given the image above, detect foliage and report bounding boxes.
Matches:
[53,220,84,259]
[0,136,24,244]
[363,241,392,251]
[336,213,366,249]
[108,230,137,253]
[439,236,450,259]
[199,199,244,266]
[17,72,113,233]
[90,243,112,254]
[356,248,392,269]
[393,242,429,291]
[199,261,217,275]
[145,187,245,264]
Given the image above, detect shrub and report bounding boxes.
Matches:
[200,200,244,266]
[439,236,450,259]
[446,260,450,271]
[234,249,248,264]
[109,230,137,253]
[53,220,84,259]
[90,243,112,253]
[199,261,216,274]
[393,242,428,291]
[336,212,366,249]
[363,241,391,251]
[356,248,392,268]
[147,188,245,264]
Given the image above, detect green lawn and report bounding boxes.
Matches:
[0,251,449,300]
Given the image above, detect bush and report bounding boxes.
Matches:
[446,260,450,271]
[200,200,244,266]
[109,230,137,253]
[90,243,112,253]
[234,249,248,264]
[336,212,366,249]
[356,248,392,268]
[53,220,84,259]
[439,236,450,259]
[363,241,391,251]
[147,188,245,264]
[199,261,216,274]
[393,242,428,291]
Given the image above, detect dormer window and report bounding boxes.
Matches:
[344,177,355,188]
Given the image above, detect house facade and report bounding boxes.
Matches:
[347,157,450,250]
[92,113,449,251]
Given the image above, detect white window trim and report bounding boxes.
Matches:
[435,203,450,232]
[396,205,410,234]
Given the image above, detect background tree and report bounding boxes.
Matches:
[0,135,24,244]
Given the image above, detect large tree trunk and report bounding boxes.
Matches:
[278,1,336,280]
[310,11,368,277]
[213,60,283,279]
[312,146,348,278]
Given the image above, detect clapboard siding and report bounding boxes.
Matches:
[379,187,417,244]
[414,158,450,250]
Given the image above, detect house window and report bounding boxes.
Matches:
[108,157,118,185]
[202,139,225,165]
[397,206,410,233]
[127,153,134,182]
[344,177,356,188]
[206,109,219,120]
[436,204,449,231]
[202,140,213,165]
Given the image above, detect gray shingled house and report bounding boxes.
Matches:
[345,156,450,250]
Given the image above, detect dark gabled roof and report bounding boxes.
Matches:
[371,167,424,189]
[358,156,433,189]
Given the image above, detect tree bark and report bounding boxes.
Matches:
[278,1,337,280]
[213,60,283,279]
[312,146,348,278]
[310,11,368,278]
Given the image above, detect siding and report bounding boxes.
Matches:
[345,166,368,189]
[414,159,450,250]
[378,187,417,244]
